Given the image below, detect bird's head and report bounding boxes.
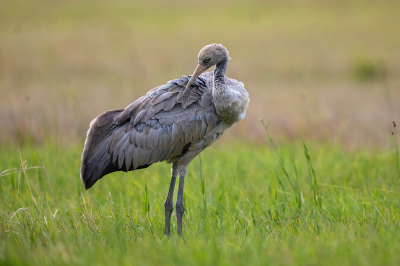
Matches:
[186,44,230,89]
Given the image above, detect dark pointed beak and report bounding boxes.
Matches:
[186,64,208,89]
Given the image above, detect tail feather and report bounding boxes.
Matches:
[80,109,124,190]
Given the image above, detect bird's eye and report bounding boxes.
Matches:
[204,57,211,63]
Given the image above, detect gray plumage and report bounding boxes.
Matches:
[80,44,250,236]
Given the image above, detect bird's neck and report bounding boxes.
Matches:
[213,58,238,124]
[213,58,228,92]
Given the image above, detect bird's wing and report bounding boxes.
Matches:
[107,74,217,167]
[81,74,220,189]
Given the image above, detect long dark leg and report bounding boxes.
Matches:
[176,165,188,237]
[164,162,178,236]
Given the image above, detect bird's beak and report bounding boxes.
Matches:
[186,64,208,89]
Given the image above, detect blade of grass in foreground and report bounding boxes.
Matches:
[259,119,301,209]
[303,142,322,208]
[392,121,400,190]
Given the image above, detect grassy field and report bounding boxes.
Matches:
[1,134,400,265]
[1,0,400,265]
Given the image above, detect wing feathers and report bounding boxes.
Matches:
[200,117,208,136]
[164,132,173,147]
[124,144,135,170]
[132,148,141,169]
[133,110,146,125]
[149,128,160,150]
[151,92,173,105]
[171,123,181,146]
[162,97,176,111]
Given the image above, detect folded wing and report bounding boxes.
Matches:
[80,74,219,189]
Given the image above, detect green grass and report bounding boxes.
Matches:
[1,138,400,265]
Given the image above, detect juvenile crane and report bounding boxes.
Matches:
[80,44,250,236]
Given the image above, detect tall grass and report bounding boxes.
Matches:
[2,139,399,265]
[393,121,400,189]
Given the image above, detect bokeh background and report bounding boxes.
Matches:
[1,0,399,148]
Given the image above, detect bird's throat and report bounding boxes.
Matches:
[213,59,228,90]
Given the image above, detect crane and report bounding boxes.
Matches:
[80,44,250,236]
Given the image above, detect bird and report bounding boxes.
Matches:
[80,44,250,237]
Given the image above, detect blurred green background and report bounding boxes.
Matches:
[1,0,399,148]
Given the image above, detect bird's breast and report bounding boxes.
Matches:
[213,89,249,125]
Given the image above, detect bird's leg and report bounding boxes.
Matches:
[176,165,188,237]
[164,162,178,236]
